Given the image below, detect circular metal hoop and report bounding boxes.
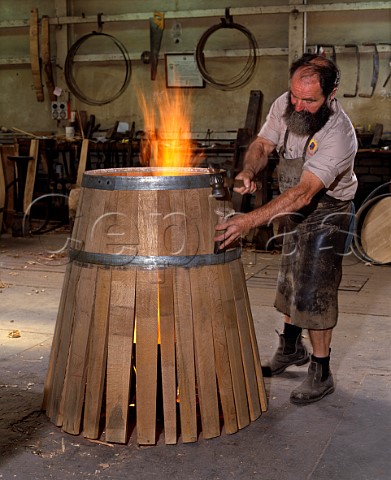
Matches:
[195,19,258,91]
[64,32,132,106]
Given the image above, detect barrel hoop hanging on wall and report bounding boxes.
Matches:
[195,8,258,91]
[64,31,132,106]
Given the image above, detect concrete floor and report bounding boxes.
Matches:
[0,230,390,480]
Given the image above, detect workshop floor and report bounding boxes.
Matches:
[0,231,390,480]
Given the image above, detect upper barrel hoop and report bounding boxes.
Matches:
[82,167,217,191]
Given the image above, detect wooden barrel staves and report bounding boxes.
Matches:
[42,167,267,445]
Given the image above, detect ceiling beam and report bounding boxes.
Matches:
[0,2,389,29]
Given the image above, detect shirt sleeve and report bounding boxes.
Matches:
[303,123,357,189]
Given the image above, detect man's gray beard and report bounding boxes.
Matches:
[285,110,316,136]
[283,99,333,136]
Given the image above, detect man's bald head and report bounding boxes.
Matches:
[290,54,340,98]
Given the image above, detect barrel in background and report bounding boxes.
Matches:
[354,192,391,265]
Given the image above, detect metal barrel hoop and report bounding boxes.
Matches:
[64,31,132,106]
[195,11,258,91]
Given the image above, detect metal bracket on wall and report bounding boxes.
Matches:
[359,43,379,98]
[383,61,391,88]
[343,44,360,98]
[96,13,104,33]
[314,44,337,65]
[379,43,391,87]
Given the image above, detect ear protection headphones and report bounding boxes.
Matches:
[332,63,341,88]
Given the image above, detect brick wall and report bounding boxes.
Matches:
[354,150,391,207]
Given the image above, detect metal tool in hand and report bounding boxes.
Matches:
[233,178,262,192]
[208,166,226,198]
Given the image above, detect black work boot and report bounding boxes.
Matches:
[290,358,335,405]
[268,330,310,376]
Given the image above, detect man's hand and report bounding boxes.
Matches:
[234,136,275,195]
[214,213,250,250]
[214,170,326,251]
[233,170,258,195]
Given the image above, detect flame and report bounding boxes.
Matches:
[138,86,197,172]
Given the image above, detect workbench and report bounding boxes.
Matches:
[1,134,389,236]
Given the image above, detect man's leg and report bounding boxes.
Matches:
[268,315,309,375]
[290,327,335,404]
[309,328,333,357]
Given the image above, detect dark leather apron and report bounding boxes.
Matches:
[274,130,354,330]
[276,129,312,193]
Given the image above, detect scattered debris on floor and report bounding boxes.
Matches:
[7,329,21,338]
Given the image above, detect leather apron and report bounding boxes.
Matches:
[274,130,354,330]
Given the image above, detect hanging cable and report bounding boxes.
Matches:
[64,31,132,106]
[195,9,258,91]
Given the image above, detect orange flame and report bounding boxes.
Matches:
[138,87,197,172]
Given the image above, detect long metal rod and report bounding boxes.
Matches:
[0,2,389,29]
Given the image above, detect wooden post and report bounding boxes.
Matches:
[23,139,39,214]
[289,0,306,67]
[69,139,89,226]
[76,139,89,187]
[0,148,6,231]
[29,8,44,102]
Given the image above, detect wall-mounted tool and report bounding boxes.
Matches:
[41,15,56,101]
[314,45,337,65]
[149,12,165,80]
[29,8,44,102]
[343,44,360,98]
[359,43,379,98]
[382,60,391,87]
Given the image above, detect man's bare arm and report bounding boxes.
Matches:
[215,171,325,249]
[234,136,276,195]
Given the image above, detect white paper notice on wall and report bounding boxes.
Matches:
[117,122,129,133]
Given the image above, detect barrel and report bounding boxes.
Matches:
[43,167,267,445]
[353,193,391,265]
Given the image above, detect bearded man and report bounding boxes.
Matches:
[215,53,358,404]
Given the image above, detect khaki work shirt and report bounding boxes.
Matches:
[259,92,358,201]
